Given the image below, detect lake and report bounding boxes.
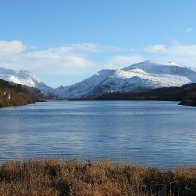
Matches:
[0,101,196,168]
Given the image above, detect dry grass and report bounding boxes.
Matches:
[0,160,195,196]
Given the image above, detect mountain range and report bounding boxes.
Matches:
[1,60,196,98]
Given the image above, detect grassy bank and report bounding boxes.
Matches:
[0,160,195,195]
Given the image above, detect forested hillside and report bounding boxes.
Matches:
[0,79,41,107]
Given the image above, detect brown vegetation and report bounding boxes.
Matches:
[0,160,195,195]
[0,79,40,108]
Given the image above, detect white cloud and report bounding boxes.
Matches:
[42,43,121,56]
[0,41,145,86]
[0,42,124,79]
[168,44,196,56]
[144,43,196,68]
[144,43,196,56]
[107,55,143,68]
[0,40,26,56]
[144,44,167,53]
[2,40,196,86]
[0,42,137,74]
[46,43,100,55]
[4,45,97,75]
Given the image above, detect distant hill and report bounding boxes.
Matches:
[73,83,196,106]
[0,79,56,108]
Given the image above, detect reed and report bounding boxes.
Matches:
[0,160,195,195]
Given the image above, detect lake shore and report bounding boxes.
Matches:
[0,159,195,196]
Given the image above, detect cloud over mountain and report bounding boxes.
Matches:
[1,40,196,87]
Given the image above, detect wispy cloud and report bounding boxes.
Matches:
[0,42,129,85]
[0,40,26,56]
[144,44,167,53]
[2,43,99,75]
[144,43,196,56]
[144,43,196,67]
[106,55,143,69]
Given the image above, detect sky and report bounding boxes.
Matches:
[0,0,196,87]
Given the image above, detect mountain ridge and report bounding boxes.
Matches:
[0,67,55,94]
[56,60,196,98]
[1,60,196,99]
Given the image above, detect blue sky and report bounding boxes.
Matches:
[0,0,196,87]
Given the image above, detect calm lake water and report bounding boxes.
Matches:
[0,101,196,168]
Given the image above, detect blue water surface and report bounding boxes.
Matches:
[0,101,195,168]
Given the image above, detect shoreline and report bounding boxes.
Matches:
[0,100,45,109]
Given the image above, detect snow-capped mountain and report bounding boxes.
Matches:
[0,67,55,94]
[2,61,196,99]
[56,60,196,98]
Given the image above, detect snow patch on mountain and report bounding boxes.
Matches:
[0,67,55,94]
[56,60,196,98]
[1,60,196,99]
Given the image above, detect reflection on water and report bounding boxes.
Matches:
[0,101,196,167]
